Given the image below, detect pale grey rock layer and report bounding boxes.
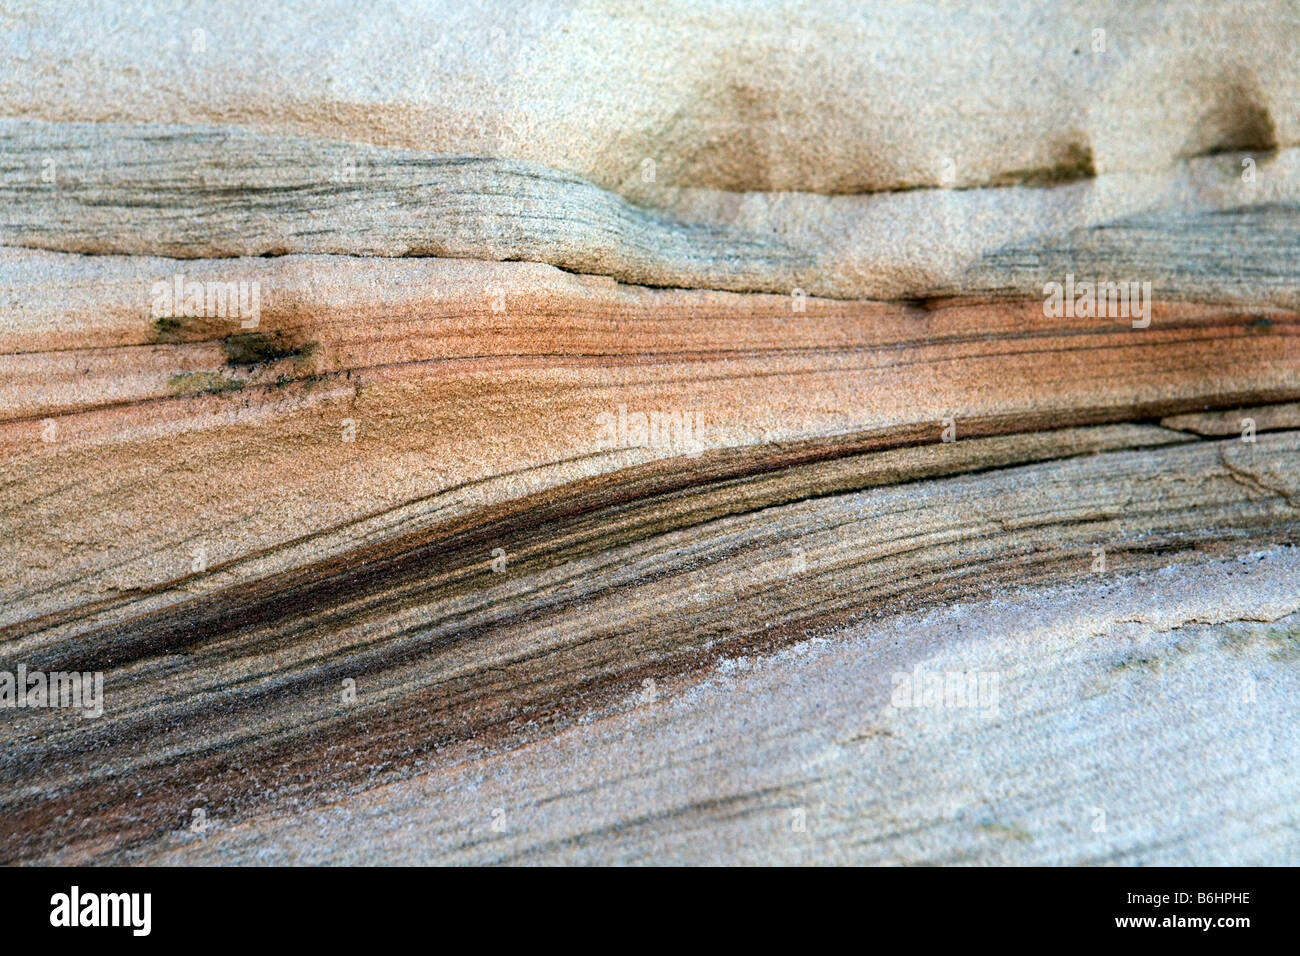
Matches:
[4,119,1300,302]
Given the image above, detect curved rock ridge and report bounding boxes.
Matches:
[3,0,1299,197]
[4,120,1300,301]
[100,555,1300,866]
[3,428,1299,864]
[3,247,1297,631]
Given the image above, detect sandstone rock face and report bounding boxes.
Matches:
[0,2,1297,866]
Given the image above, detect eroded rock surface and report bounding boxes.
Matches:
[1,1,1297,865]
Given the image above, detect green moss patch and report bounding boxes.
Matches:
[168,371,245,395]
[152,316,184,342]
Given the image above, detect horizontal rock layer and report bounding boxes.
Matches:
[3,120,1300,301]
[5,0,1300,196]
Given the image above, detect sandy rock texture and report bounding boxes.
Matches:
[0,1,1297,865]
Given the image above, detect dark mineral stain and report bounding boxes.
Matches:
[223,332,317,366]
